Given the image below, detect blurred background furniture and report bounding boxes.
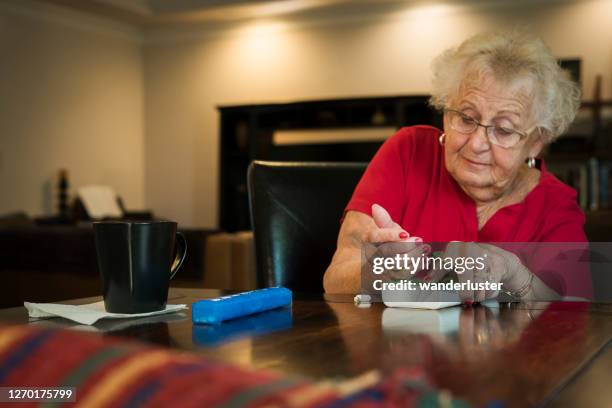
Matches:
[248,161,367,292]
[36,185,155,225]
[220,95,440,232]
[0,217,215,308]
[204,231,256,291]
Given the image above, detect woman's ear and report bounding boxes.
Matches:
[528,129,545,158]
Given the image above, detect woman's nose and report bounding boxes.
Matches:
[466,125,491,153]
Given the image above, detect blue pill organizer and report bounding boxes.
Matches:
[192,287,293,325]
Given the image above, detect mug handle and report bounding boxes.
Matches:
[170,232,187,280]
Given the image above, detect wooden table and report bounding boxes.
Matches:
[1,287,611,407]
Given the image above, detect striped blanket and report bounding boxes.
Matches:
[0,324,468,407]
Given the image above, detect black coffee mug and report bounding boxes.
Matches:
[93,221,187,313]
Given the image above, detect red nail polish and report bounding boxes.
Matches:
[399,232,409,239]
[424,275,431,282]
[463,300,473,307]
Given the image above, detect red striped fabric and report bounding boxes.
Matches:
[0,324,467,407]
[0,325,341,407]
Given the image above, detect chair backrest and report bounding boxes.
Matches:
[248,161,367,292]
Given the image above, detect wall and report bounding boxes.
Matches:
[0,0,145,217]
[144,0,612,228]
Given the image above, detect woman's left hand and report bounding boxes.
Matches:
[427,242,533,303]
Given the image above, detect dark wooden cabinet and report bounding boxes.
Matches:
[218,95,441,232]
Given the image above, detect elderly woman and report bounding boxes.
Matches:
[323,31,589,301]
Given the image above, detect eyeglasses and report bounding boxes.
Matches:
[444,109,535,148]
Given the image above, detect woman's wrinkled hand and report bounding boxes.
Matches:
[367,203,421,243]
[426,242,526,303]
[364,204,430,281]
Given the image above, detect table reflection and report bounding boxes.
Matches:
[328,301,590,407]
[192,307,292,347]
[382,302,539,351]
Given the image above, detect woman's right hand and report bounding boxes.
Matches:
[368,204,422,244]
[323,204,424,293]
[365,204,429,281]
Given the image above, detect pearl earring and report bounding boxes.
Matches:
[439,133,446,146]
[527,157,536,168]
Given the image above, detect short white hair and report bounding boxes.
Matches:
[429,30,581,142]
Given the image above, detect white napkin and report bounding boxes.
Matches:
[24,301,188,325]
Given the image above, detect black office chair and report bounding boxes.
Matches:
[248,161,367,292]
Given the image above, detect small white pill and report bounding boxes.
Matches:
[353,294,372,304]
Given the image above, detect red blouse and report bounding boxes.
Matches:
[346,125,587,243]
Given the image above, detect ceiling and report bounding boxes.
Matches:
[36,0,410,26]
